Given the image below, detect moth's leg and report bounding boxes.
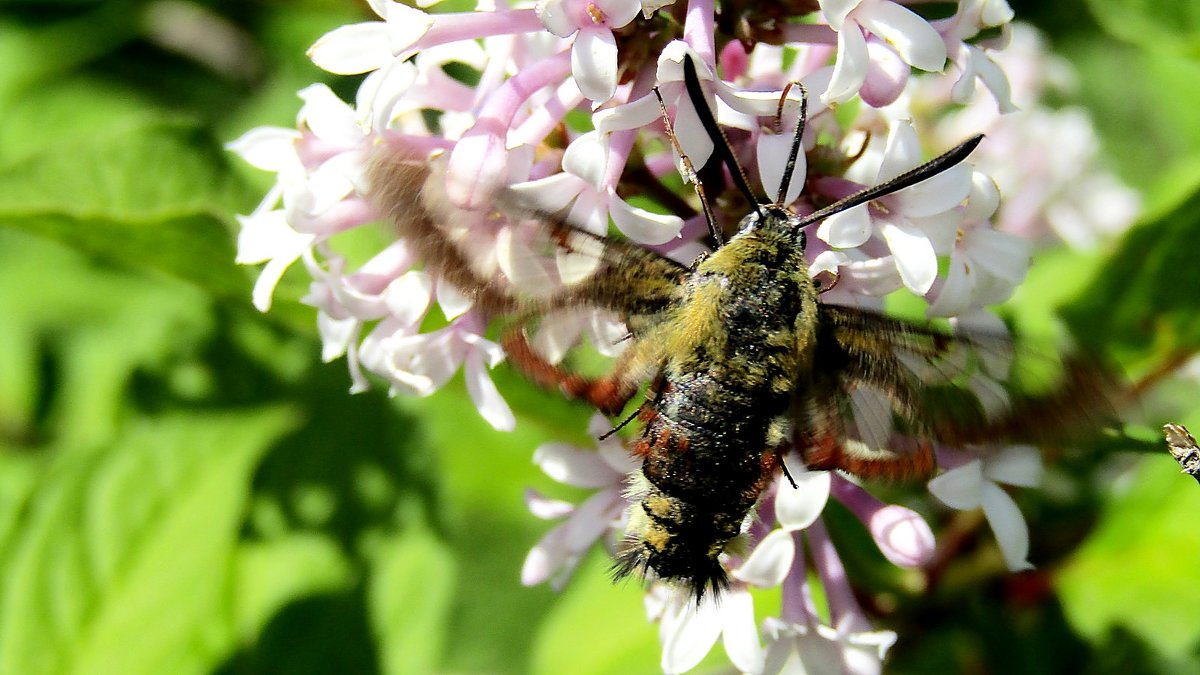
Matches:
[501,329,658,416]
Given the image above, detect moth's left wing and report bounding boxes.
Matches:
[797,304,1121,479]
[368,147,690,328]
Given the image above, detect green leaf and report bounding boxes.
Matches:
[1084,0,1200,57]
[1057,452,1200,657]
[369,527,457,674]
[232,533,352,643]
[1060,187,1200,361]
[530,552,661,675]
[0,120,255,298]
[0,407,300,675]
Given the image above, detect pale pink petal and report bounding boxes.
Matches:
[879,221,937,294]
[509,172,588,212]
[817,203,872,248]
[982,0,1016,25]
[927,459,984,509]
[776,468,831,531]
[298,85,362,147]
[842,629,898,675]
[721,588,765,674]
[610,195,684,245]
[823,21,868,105]
[661,595,723,675]
[533,442,625,488]
[926,255,973,318]
[967,373,1011,420]
[436,281,473,321]
[758,129,807,206]
[382,2,435,54]
[464,350,516,431]
[964,228,1031,283]
[524,487,575,520]
[596,0,642,27]
[572,28,620,102]
[984,445,1042,488]
[535,0,577,37]
[980,481,1033,571]
[226,127,301,172]
[965,170,1001,222]
[822,0,861,29]
[860,40,910,108]
[732,529,795,587]
[868,505,935,567]
[307,21,394,75]
[317,312,357,362]
[521,523,571,585]
[563,489,620,549]
[562,131,610,188]
[810,250,850,278]
[858,1,946,72]
[383,271,434,327]
[892,163,972,217]
[875,121,922,183]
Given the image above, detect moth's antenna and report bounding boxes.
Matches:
[774,80,808,207]
[795,134,984,230]
[680,55,764,216]
[653,85,725,247]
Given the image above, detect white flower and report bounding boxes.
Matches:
[522,415,636,588]
[821,0,948,105]
[817,120,974,295]
[536,0,642,103]
[657,585,763,675]
[510,130,684,245]
[928,445,1043,571]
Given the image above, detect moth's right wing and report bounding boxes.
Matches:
[367,147,691,327]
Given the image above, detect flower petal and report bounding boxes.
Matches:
[733,529,795,587]
[892,163,972,217]
[927,459,984,509]
[721,588,765,674]
[879,221,937,294]
[980,481,1033,571]
[868,505,935,567]
[818,203,874,249]
[307,21,394,75]
[776,467,831,531]
[822,21,869,105]
[572,28,619,103]
[464,350,516,431]
[984,445,1042,488]
[562,131,610,188]
[661,595,723,675]
[533,442,624,488]
[860,39,910,108]
[610,195,684,245]
[758,129,807,206]
[226,127,301,172]
[858,0,946,72]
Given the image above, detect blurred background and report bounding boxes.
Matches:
[0,0,1198,673]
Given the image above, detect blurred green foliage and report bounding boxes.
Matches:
[0,0,1198,673]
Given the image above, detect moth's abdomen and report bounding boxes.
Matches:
[615,383,788,599]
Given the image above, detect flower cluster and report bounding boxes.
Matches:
[230,1,1137,673]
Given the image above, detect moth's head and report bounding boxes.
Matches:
[736,204,807,250]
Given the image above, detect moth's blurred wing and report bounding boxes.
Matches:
[798,304,1122,479]
[367,146,690,327]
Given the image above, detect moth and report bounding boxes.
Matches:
[367,55,1116,599]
